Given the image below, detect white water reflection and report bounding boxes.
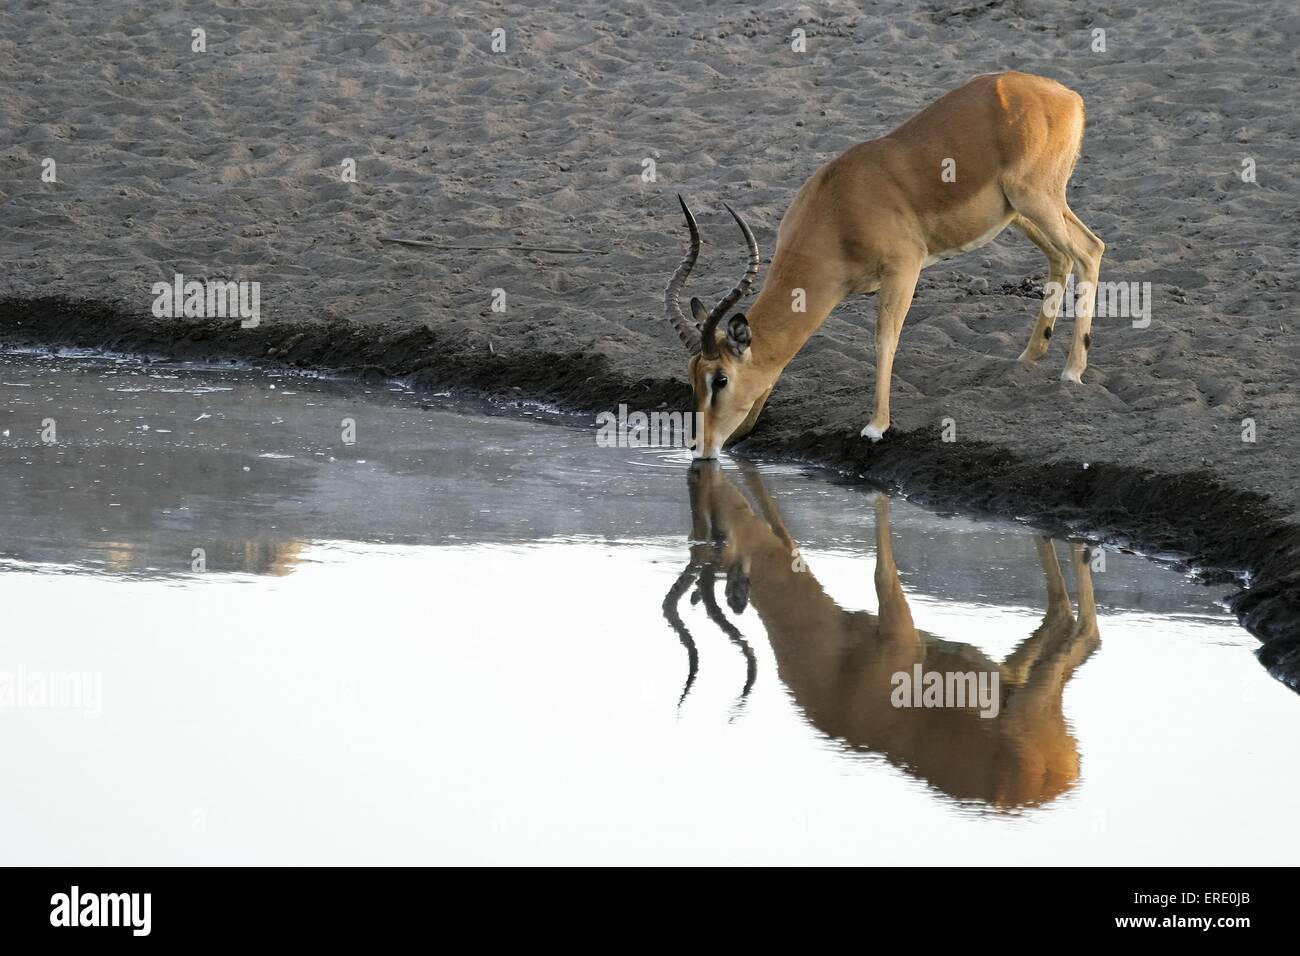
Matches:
[0,352,1294,864]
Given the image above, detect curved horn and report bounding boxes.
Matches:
[697,567,757,707]
[700,203,761,357]
[664,195,703,354]
[662,565,701,705]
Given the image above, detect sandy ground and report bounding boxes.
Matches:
[2,2,1299,668]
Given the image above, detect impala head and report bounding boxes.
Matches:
[664,196,767,459]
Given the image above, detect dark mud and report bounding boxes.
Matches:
[4,294,1298,688]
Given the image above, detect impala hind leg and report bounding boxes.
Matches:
[1005,199,1104,383]
[1001,537,1074,685]
[861,263,921,441]
[1060,209,1104,383]
[1013,216,1073,363]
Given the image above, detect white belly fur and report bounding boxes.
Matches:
[921,220,1009,269]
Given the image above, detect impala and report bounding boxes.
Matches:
[665,462,1101,808]
[665,71,1104,458]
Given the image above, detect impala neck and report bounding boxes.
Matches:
[744,253,848,377]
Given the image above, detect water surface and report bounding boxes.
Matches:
[0,351,1294,865]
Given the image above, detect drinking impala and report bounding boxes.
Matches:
[664,71,1105,458]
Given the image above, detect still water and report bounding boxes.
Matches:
[0,351,1295,865]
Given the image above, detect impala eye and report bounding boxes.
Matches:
[712,374,728,391]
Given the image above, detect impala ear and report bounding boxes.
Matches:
[725,313,752,355]
[689,297,709,326]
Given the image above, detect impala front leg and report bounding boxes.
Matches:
[861,264,921,441]
[871,494,918,644]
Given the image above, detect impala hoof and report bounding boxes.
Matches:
[1060,369,1083,384]
[861,423,886,442]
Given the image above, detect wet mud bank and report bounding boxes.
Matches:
[4,294,1299,688]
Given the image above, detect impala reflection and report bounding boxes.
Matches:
[665,462,1101,809]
